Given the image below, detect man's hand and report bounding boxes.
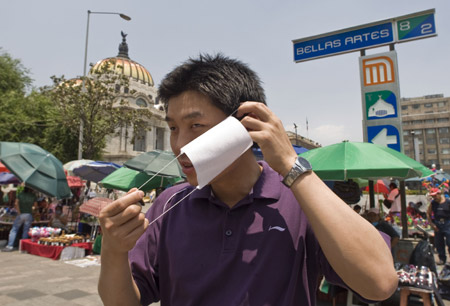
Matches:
[237,102,297,177]
[99,189,149,254]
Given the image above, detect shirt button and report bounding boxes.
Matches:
[225,229,233,237]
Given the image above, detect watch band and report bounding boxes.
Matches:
[282,157,312,187]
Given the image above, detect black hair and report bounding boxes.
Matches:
[389,182,397,189]
[158,53,266,115]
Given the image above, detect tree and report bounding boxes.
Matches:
[0,50,76,163]
[0,48,32,95]
[43,60,153,160]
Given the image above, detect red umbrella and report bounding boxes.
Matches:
[0,162,10,173]
[66,176,85,188]
[364,179,389,194]
[79,197,113,218]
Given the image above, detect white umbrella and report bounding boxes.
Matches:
[63,159,94,176]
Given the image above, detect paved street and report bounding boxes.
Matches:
[0,250,160,306]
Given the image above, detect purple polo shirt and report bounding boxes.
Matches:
[129,161,347,306]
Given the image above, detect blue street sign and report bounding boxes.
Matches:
[367,125,401,152]
[293,23,393,62]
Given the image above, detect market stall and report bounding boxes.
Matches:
[20,235,92,260]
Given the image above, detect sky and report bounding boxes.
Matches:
[1,0,449,147]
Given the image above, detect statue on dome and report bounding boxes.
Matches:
[118,31,129,59]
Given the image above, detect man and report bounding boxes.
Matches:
[366,208,399,250]
[383,182,401,215]
[2,186,37,252]
[98,54,397,306]
[427,188,450,265]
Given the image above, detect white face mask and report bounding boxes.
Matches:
[180,116,253,189]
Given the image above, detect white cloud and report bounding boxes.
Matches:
[310,124,363,147]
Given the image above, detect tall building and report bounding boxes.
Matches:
[401,94,450,172]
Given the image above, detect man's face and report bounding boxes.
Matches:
[166,90,227,186]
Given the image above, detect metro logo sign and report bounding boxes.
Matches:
[362,56,395,86]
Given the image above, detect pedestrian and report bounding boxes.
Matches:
[383,182,401,216]
[427,188,450,265]
[2,186,37,252]
[98,54,397,306]
[366,208,400,250]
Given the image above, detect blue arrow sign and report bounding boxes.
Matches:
[367,125,401,152]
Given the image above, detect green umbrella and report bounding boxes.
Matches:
[124,150,184,178]
[299,141,434,181]
[100,167,184,192]
[0,142,71,199]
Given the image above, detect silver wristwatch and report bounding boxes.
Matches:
[282,156,312,187]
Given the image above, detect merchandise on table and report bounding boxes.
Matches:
[38,233,86,246]
[396,264,435,290]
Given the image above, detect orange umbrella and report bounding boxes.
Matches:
[0,162,10,173]
[79,197,113,218]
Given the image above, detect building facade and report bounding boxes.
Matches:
[89,33,171,165]
[401,94,450,172]
[286,131,321,150]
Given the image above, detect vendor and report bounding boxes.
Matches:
[367,208,399,250]
[49,205,68,232]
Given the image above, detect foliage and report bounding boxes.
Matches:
[0,48,32,95]
[43,59,153,160]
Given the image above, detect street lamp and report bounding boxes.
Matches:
[294,123,298,146]
[78,10,131,160]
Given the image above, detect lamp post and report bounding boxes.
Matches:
[78,10,131,160]
[294,123,298,146]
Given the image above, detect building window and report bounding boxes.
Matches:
[424,103,433,108]
[427,138,436,145]
[412,104,420,109]
[418,139,423,145]
[115,84,121,93]
[155,127,165,150]
[438,101,447,107]
[443,159,450,165]
[404,140,409,146]
[401,105,408,110]
[403,131,409,136]
[442,148,450,155]
[136,98,148,107]
[428,159,438,165]
[124,87,129,94]
[438,118,449,123]
[133,129,146,152]
[425,119,434,124]
[413,120,423,124]
[404,150,410,155]
[439,127,449,134]
[426,128,436,134]
[440,138,450,145]
[428,148,437,154]
[414,129,423,135]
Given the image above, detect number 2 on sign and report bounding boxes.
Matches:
[399,20,433,35]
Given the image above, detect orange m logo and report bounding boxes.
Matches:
[362,56,395,86]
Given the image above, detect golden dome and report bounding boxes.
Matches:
[89,32,154,86]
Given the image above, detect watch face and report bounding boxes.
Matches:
[297,157,312,170]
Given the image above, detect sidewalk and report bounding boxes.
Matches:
[0,250,160,306]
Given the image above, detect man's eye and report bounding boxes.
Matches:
[192,123,203,128]
[169,126,177,131]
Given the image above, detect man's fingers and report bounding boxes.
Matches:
[101,190,144,217]
[237,101,272,122]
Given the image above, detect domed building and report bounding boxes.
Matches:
[89,32,170,164]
